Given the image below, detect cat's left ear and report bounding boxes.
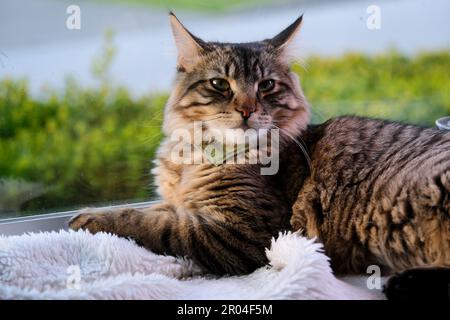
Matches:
[269,15,303,51]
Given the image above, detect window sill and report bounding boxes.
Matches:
[0,201,158,236]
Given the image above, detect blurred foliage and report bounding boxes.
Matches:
[294,51,450,125]
[0,79,166,216]
[0,51,449,216]
[91,30,117,86]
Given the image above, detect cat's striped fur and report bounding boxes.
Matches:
[287,116,450,274]
[70,14,450,280]
[69,13,305,275]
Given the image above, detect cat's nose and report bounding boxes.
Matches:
[236,106,255,120]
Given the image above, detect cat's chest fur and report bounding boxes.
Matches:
[152,138,285,215]
[152,138,227,209]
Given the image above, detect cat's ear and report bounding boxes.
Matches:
[270,14,303,51]
[169,12,205,71]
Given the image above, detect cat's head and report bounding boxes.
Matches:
[164,13,309,142]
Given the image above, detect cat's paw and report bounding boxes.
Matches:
[68,209,111,234]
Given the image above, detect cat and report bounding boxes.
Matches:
[69,13,450,293]
[69,13,307,275]
[286,116,450,275]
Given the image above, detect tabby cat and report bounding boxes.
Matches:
[69,14,450,286]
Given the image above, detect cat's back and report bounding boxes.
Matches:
[306,115,450,179]
[293,116,450,273]
[305,115,450,219]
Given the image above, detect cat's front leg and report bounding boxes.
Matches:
[69,202,270,275]
[70,207,137,233]
[69,208,119,234]
[68,203,177,254]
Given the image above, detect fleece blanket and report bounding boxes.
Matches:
[0,230,383,299]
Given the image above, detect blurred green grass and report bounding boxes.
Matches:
[294,51,450,125]
[0,51,449,216]
[98,0,269,12]
[0,80,167,215]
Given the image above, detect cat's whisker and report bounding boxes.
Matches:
[271,124,312,170]
[298,57,310,72]
[137,125,165,128]
[310,108,327,122]
[202,117,225,122]
[138,131,165,145]
[201,113,234,123]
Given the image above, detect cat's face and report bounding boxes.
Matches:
[164,13,309,142]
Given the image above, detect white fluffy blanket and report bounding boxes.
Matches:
[0,230,383,299]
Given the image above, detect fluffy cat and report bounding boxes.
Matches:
[69,13,450,291]
[69,13,307,275]
[287,116,450,274]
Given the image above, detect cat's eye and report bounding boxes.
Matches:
[210,78,230,92]
[258,79,275,92]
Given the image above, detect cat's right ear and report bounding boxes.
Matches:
[169,12,204,71]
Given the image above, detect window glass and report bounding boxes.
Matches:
[1,0,449,218]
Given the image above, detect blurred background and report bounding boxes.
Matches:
[0,0,449,218]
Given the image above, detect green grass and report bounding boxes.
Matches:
[294,51,450,126]
[97,0,271,12]
[0,51,449,216]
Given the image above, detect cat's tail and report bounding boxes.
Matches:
[260,231,383,300]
